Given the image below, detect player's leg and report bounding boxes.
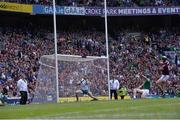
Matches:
[87,91,98,100]
[20,91,24,104]
[114,90,118,100]
[163,75,170,90]
[141,89,149,98]
[162,75,170,96]
[133,88,143,99]
[121,96,124,100]
[110,90,113,100]
[156,75,165,95]
[24,91,28,104]
[133,88,137,99]
[158,75,170,97]
[75,90,83,101]
[22,91,27,105]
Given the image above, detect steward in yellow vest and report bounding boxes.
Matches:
[118,86,128,100]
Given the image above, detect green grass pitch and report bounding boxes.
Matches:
[0,98,180,119]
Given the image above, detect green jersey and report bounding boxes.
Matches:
[143,79,150,89]
[176,89,180,97]
[0,93,3,99]
[0,92,5,104]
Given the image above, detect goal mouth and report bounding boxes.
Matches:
[41,54,107,62]
[33,54,108,103]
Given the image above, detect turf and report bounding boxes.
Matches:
[0,98,180,119]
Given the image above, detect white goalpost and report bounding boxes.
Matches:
[104,0,111,100]
[52,0,59,103]
[33,0,110,103]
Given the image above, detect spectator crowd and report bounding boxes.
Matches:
[0,24,179,101]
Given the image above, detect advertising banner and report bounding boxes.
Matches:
[33,5,180,16]
[0,2,32,13]
[64,6,85,15]
[33,5,85,15]
[33,5,64,14]
[85,7,180,16]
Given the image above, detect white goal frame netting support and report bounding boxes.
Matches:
[32,54,108,103]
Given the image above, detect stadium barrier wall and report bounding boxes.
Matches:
[0,2,32,13]
[33,5,180,16]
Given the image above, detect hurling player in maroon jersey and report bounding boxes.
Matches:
[156,56,170,97]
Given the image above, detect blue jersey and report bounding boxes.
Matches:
[80,79,89,91]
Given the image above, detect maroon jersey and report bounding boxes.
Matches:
[161,61,170,75]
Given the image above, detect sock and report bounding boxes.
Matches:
[133,95,136,99]
[76,94,78,101]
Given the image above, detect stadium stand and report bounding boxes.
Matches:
[0,14,179,100]
[0,0,179,102]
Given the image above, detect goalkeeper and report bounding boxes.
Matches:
[75,76,98,101]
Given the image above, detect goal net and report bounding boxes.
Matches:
[32,54,108,103]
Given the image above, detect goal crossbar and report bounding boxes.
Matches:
[41,54,107,62]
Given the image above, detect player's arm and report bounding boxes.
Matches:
[159,64,165,70]
[116,80,120,90]
[137,83,144,89]
[136,74,149,89]
[140,74,150,81]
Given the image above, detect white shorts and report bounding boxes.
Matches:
[159,75,170,81]
[139,89,149,96]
